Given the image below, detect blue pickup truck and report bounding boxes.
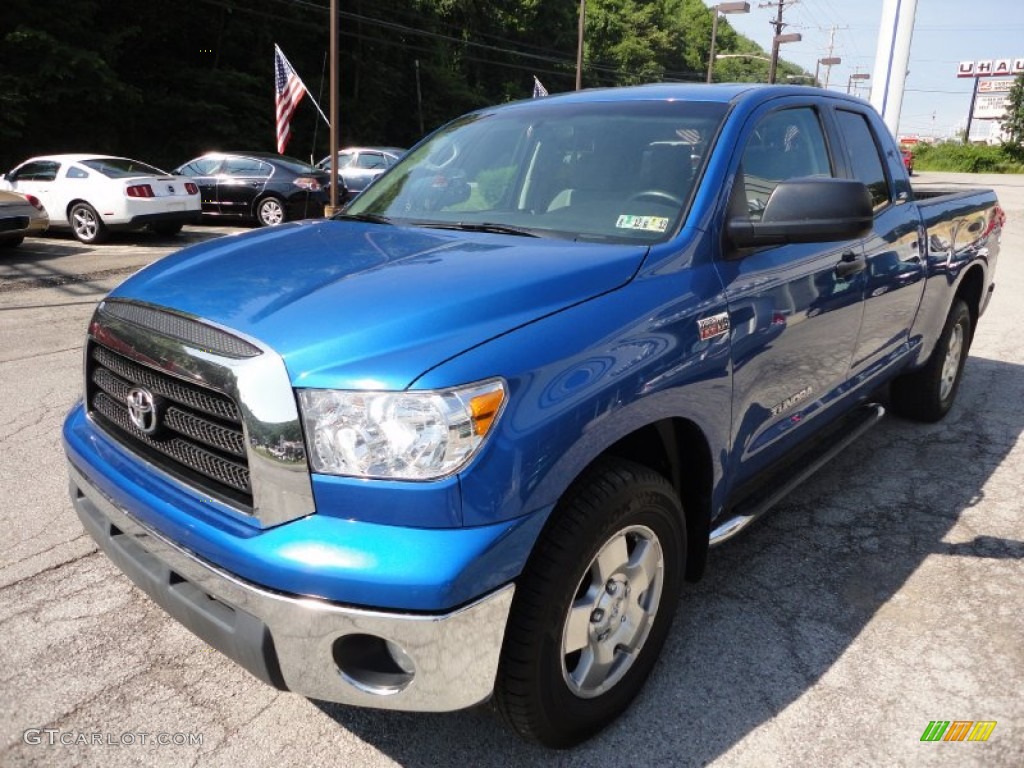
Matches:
[64,84,1002,747]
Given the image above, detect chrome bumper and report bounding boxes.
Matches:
[69,462,514,712]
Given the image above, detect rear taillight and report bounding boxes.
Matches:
[126,184,154,198]
[185,182,199,195]
[24,194,44,211]
[293,177,321,191]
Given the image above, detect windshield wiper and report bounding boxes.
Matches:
[418,221,541,238]
[333,212,394,225]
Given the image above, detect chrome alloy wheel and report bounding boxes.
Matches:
[940,321,964,402]
[72,206,99,240]
[560,524,664,698]
[258,198,285,226]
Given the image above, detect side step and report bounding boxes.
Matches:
[709,402,886,547]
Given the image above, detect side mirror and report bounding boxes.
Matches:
[728,178,873,249]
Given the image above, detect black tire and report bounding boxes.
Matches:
[494,457,686,748]
[0,235,24,248]
[69,202,108,244]
[149,221,183,236]
[255,196,287,227]
[890,298,971,422]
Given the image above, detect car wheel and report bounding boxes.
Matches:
[149,222,183,236]
[255,197,286,227]
[494,458,685,748]
[0,236,25,248]
[890,298,971,422]
[69,202,108,244]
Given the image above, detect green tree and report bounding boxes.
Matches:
[1000,73,1024,154]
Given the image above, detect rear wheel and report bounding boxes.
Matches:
[149,221,183,236]
[255,197,286,227]
[494,458,685,748]
[890,298,971,422]
[69,202,108,244]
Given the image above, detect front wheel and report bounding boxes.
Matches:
[890,298,971,422]
[0,236,25,248]
[494,458,685,748]
[69,202,108,244]
[255,197,286,227]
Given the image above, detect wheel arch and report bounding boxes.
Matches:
[574,417,714,582]
[955,263,985,341]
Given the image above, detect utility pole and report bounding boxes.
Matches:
[760,0,798,84]
[575,0,586,91]
[823,26,837,89]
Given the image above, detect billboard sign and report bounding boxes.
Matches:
[957,58,1024,78]
[974,94,1010,120]
[979,79,1015,93]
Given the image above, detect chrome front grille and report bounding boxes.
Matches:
[86,341,252,507]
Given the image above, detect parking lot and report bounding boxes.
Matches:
[1,174,1022,767]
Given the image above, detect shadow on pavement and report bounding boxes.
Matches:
[312,354,1024,765]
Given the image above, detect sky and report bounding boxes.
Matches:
[710,0,1024,141]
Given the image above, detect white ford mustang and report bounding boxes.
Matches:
[0,154,201,243]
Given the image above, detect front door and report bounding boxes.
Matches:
[217,157,270,217]
[716,105,866,487]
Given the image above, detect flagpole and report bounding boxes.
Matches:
[310,50,328,164]
[275,44,330,127]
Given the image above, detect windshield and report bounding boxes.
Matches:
[346,99,727,243]
[81,158,169,178]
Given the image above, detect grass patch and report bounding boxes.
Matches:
[912,142,1024,174]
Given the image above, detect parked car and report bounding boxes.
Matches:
[0,190,49,247]
[315,147,405,198]
[65,84,1002,747]
[174,153,329,226]
[901,147,914,175]
[0,155,200,243]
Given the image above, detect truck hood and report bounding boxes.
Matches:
[111,220,648,389]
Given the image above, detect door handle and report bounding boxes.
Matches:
[835,251,866,278]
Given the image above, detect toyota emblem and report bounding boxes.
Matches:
[126,387,160,434]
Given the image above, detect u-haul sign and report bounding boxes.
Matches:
[957,58,1024,78]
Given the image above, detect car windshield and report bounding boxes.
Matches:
[346,99,727,243]
[81,158,169,178]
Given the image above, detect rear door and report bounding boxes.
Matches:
[716,103,867,485]
[832,108,926,381]
[216,157,271,216]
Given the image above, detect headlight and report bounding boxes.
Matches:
[297,379,505,480]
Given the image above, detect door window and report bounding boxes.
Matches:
[179,158,222,176]
[834,110,891,211]
[10,160,61,182]
[738,108,832,217]
[222,158,271,177]
[354,152,386,170]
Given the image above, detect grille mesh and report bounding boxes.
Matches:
[92,344,240,421]
[99,301,262,358]
[86,342,252,505]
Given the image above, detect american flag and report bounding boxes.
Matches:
[532,76,549,99]
[274,45,307,155]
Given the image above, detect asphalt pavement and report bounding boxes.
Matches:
[1,177,1021,767]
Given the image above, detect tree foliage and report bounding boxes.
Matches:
[1000,73,1024,154]
[0,0,808,172]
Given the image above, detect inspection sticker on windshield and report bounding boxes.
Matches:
[616,214,669,233]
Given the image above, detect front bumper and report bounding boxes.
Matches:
[70,461,514,711]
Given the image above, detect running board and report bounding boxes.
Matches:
[709,403,886,547]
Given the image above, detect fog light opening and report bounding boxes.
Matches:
[332,634,415,695]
